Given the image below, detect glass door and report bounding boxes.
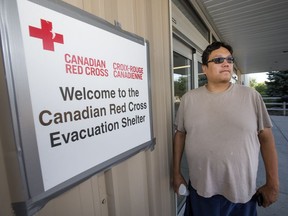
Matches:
[172,37,194,215]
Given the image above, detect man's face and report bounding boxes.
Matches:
[202,47,233,84]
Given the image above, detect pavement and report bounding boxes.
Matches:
[257,115,288,216]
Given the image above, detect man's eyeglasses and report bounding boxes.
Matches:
[207,57,235,64]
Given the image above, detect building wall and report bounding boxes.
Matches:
[0,141,13,216]
[0,37,17,216]
[0,0,174,215]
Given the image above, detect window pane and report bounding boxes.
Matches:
[174,52,192,114]
[198,62,207,87]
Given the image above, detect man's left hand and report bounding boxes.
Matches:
[257,184,279,207]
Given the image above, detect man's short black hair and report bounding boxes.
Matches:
[202,41,233,66]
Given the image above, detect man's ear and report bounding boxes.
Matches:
[202,64,207,75]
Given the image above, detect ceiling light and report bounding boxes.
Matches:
[173,65,191,70]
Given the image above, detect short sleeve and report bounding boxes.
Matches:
[256,92,272,132]
[174,95,186,133]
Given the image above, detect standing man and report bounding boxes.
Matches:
[173,41,279,215]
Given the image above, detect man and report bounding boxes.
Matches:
[173,41,279,215]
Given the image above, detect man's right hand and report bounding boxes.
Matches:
[173,173,187,194]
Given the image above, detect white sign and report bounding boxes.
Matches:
[16,0,152,191]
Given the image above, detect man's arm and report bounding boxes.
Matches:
[257,127,279,207]
[173,130,186,193]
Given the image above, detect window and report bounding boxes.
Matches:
[173,52,192,113]
[198,61,207,87]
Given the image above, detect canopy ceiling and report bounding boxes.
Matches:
[194,0,288,74]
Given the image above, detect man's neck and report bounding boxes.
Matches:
[205,82,231,93]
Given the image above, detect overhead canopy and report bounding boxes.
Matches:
[195,0,288,74]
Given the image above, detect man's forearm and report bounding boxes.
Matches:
[172,130,186,192]
[259,128,279,187]
[257,128,279,207]
[173,131,186,175]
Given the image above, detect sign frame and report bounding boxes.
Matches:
[0,0,155,215]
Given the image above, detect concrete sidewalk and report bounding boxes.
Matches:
[257,115,288,216]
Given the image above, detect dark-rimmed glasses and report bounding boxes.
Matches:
[207,56,234,64]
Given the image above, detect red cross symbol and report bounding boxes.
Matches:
[29,19,64,51]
